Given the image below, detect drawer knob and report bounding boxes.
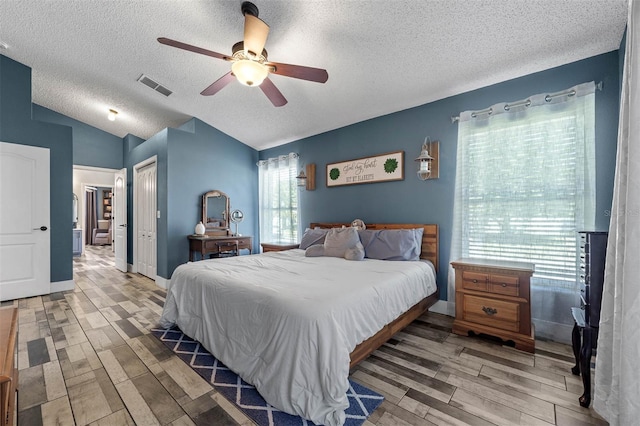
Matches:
[482,306,498,316]
[501,283,507,287]
[472,279,478,283]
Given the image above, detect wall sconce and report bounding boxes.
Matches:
[296,163,316,190]
[107,109,118,121]
[415,138,439,180]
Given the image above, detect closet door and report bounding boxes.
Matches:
[135,161,156,279]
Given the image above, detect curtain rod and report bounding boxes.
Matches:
[450,81,603,123]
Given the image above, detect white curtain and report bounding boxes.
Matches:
[258,153,299,244]
[449,83,596,336]
[594,1,640,423]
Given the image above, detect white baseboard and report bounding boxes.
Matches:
[51,279,75,293]
[155,276,170,290]
[428,300,455,317]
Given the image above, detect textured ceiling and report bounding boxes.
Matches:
[0,0,628,150]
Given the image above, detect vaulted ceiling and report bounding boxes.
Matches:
[0,1,628,150]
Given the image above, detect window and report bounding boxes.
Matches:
[451,82,596,290]
[258,153,299,244]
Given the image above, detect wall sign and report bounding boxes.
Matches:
[326,151,404,187]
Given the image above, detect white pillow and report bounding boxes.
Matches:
[323,227,360,258]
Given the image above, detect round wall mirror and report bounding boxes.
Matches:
[230,209,244,236]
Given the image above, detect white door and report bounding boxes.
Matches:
[114,168,127,272]
[135,161,156,279]
[0,142,50,301]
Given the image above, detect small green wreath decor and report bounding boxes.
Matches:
[384,158,398,174]
[329,168,340,180]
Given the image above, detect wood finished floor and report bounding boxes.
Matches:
[2,245,608,426]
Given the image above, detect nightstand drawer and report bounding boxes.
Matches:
[463,294,520,332]
[461,271,489,291]
[489,274,519,297]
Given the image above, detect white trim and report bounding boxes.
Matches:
[51,280,75,293]
[428,300,454,317]
[155,276,170,290]
[133,155,158,277]
[73,165,119,173]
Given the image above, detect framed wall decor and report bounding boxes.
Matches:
[326,151,404,187]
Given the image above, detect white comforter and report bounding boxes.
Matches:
[160,249,437,425]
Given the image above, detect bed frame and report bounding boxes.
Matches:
[309,223,440,368]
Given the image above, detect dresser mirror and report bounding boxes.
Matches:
[202,190,230,233]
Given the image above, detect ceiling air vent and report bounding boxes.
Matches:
[137,74,173,97]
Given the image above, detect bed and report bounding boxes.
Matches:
[160,223,439,426]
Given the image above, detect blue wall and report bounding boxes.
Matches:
[261,51,621,301]
[166,119,258,277]
[33,105,123,169]
[1,49,621,292]
[123,118,258,279]
[0,55,74,283]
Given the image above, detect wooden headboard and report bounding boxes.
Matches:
[309,223,439,272]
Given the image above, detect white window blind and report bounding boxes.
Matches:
[258,153,299,244]
[451,82,596,291]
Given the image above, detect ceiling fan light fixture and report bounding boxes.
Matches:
[231,59,268,87]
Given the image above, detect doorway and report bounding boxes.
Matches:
[73,166,117,256]
[133,157,157,280]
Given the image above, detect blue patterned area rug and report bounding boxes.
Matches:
[151,327,384,426]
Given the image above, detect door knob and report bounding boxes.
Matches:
[119,224,127,227]
[33,226,48,231]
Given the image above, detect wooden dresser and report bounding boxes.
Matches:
[188,235,252,261]
[451,258,535,353]
[1,307,18,426]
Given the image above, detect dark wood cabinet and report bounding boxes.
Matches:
[188,235,252,261]
[571,231,607,408]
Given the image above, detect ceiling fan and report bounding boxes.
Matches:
[158,1,328,107]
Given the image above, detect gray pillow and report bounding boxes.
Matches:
[304,244,325,257]
[299,228,329,250]
[358,228,424,261]
[323,227,360,258]
[344,242,365,261]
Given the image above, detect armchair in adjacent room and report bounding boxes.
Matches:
[92,220,112,245]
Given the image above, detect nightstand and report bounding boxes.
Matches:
[451,258,535,353]
[261,242,300,252]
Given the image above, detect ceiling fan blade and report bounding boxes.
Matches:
[265,61,328,83]
[158,37,229,60]
[243,14,269,57]
[260,77,287,107]
[201,72,235,96]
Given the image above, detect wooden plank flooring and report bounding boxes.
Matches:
[1,245,608,425]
